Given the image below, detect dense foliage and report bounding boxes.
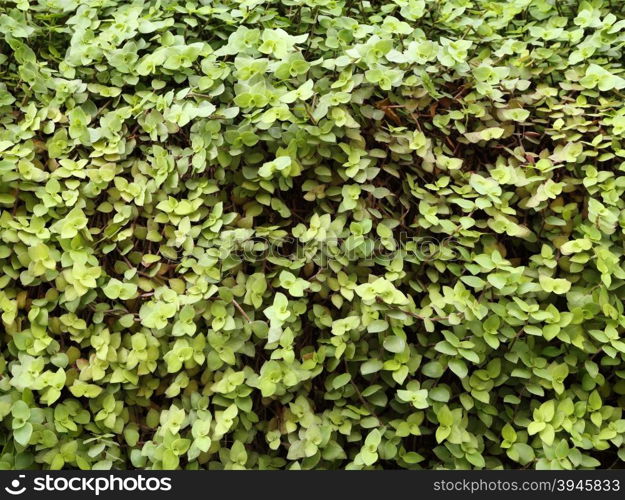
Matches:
[2,0,625,470]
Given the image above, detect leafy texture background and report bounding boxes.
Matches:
[2,0,625,470]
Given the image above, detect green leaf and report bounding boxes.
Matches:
[14,423,33,446]
[383,336,406,353]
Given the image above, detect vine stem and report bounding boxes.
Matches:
[232,298,251,323]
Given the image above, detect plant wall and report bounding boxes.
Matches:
[2,0,625,470]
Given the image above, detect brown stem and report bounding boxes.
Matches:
[232,299,251,323]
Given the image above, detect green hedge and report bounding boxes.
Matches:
[2,0,625,470]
